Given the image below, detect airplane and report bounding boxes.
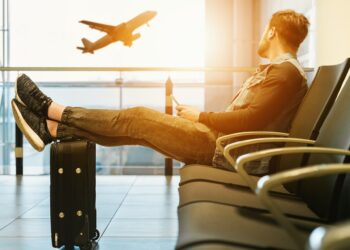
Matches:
[77,10,157,54]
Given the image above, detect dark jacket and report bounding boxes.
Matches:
[199,53,308,174]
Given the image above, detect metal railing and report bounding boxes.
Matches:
[0,66,263,72]
[0,66,314,176]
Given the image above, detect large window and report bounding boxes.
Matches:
[11,0,205,69]
[0,0,206,174]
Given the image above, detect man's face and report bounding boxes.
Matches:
[257,24,273,58]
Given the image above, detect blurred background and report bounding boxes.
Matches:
[0,0,349,175]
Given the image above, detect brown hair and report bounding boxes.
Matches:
[269,10,310,50]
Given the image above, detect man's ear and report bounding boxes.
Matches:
[267,26,276,40]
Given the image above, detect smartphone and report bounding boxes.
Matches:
[171,94,180,105]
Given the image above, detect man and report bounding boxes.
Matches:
[12,10,309,174]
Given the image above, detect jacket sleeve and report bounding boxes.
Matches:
[198,62,305,134]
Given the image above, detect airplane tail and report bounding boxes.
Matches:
[77,38,94,54]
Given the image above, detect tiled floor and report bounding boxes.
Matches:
[0,175,179,250]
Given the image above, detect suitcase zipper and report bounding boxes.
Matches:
[51,142,61,247]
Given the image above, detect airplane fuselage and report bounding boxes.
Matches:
[89,34,115,52]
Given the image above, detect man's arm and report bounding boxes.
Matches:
[198,62,305,134]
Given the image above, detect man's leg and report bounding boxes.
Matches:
[14,74,216,164]
[54,122,190,162]
[54,106,218,165]
[49,119,189,161]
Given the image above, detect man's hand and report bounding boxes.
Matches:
[176,105,200,122]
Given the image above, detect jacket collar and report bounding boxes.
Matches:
[257,53,306,80]
[270,52,296,64]
[258,53,295,70]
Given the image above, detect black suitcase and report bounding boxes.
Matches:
[50,140,99,249]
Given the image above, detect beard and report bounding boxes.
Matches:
[257,38,270,58]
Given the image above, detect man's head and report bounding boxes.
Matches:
[258,10,310,59]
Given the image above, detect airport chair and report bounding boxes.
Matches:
[181,220,350,250]
[176,162,350,250]
[307,220,350,250]
[179,58,350,189]
[178,73,350,220]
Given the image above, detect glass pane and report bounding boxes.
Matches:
[3,0,206,175]
[10,0,205,67]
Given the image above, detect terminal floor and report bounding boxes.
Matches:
[0,175,179,250]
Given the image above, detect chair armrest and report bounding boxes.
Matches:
[223,137,315,170]
[216,131,290,152]
[307,220,350,250]
[235,146,350,191]
[256,163,350,249]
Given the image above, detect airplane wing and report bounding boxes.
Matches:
[79,20,115,33]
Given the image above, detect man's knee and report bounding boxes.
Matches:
[128,106,154,117]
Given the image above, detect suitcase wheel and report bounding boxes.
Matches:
[92,229,100,241]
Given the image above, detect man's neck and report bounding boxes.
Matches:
[267,47,297,62]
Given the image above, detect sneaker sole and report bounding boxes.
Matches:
[15,74,27,107]
[11,99,45,152]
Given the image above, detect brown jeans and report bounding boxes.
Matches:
[56,106,218,165]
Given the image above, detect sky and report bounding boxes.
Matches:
[10,0,205,71]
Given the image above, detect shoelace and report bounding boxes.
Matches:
[26,82,52,113]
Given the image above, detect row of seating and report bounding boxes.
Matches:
[175,58,350,249]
